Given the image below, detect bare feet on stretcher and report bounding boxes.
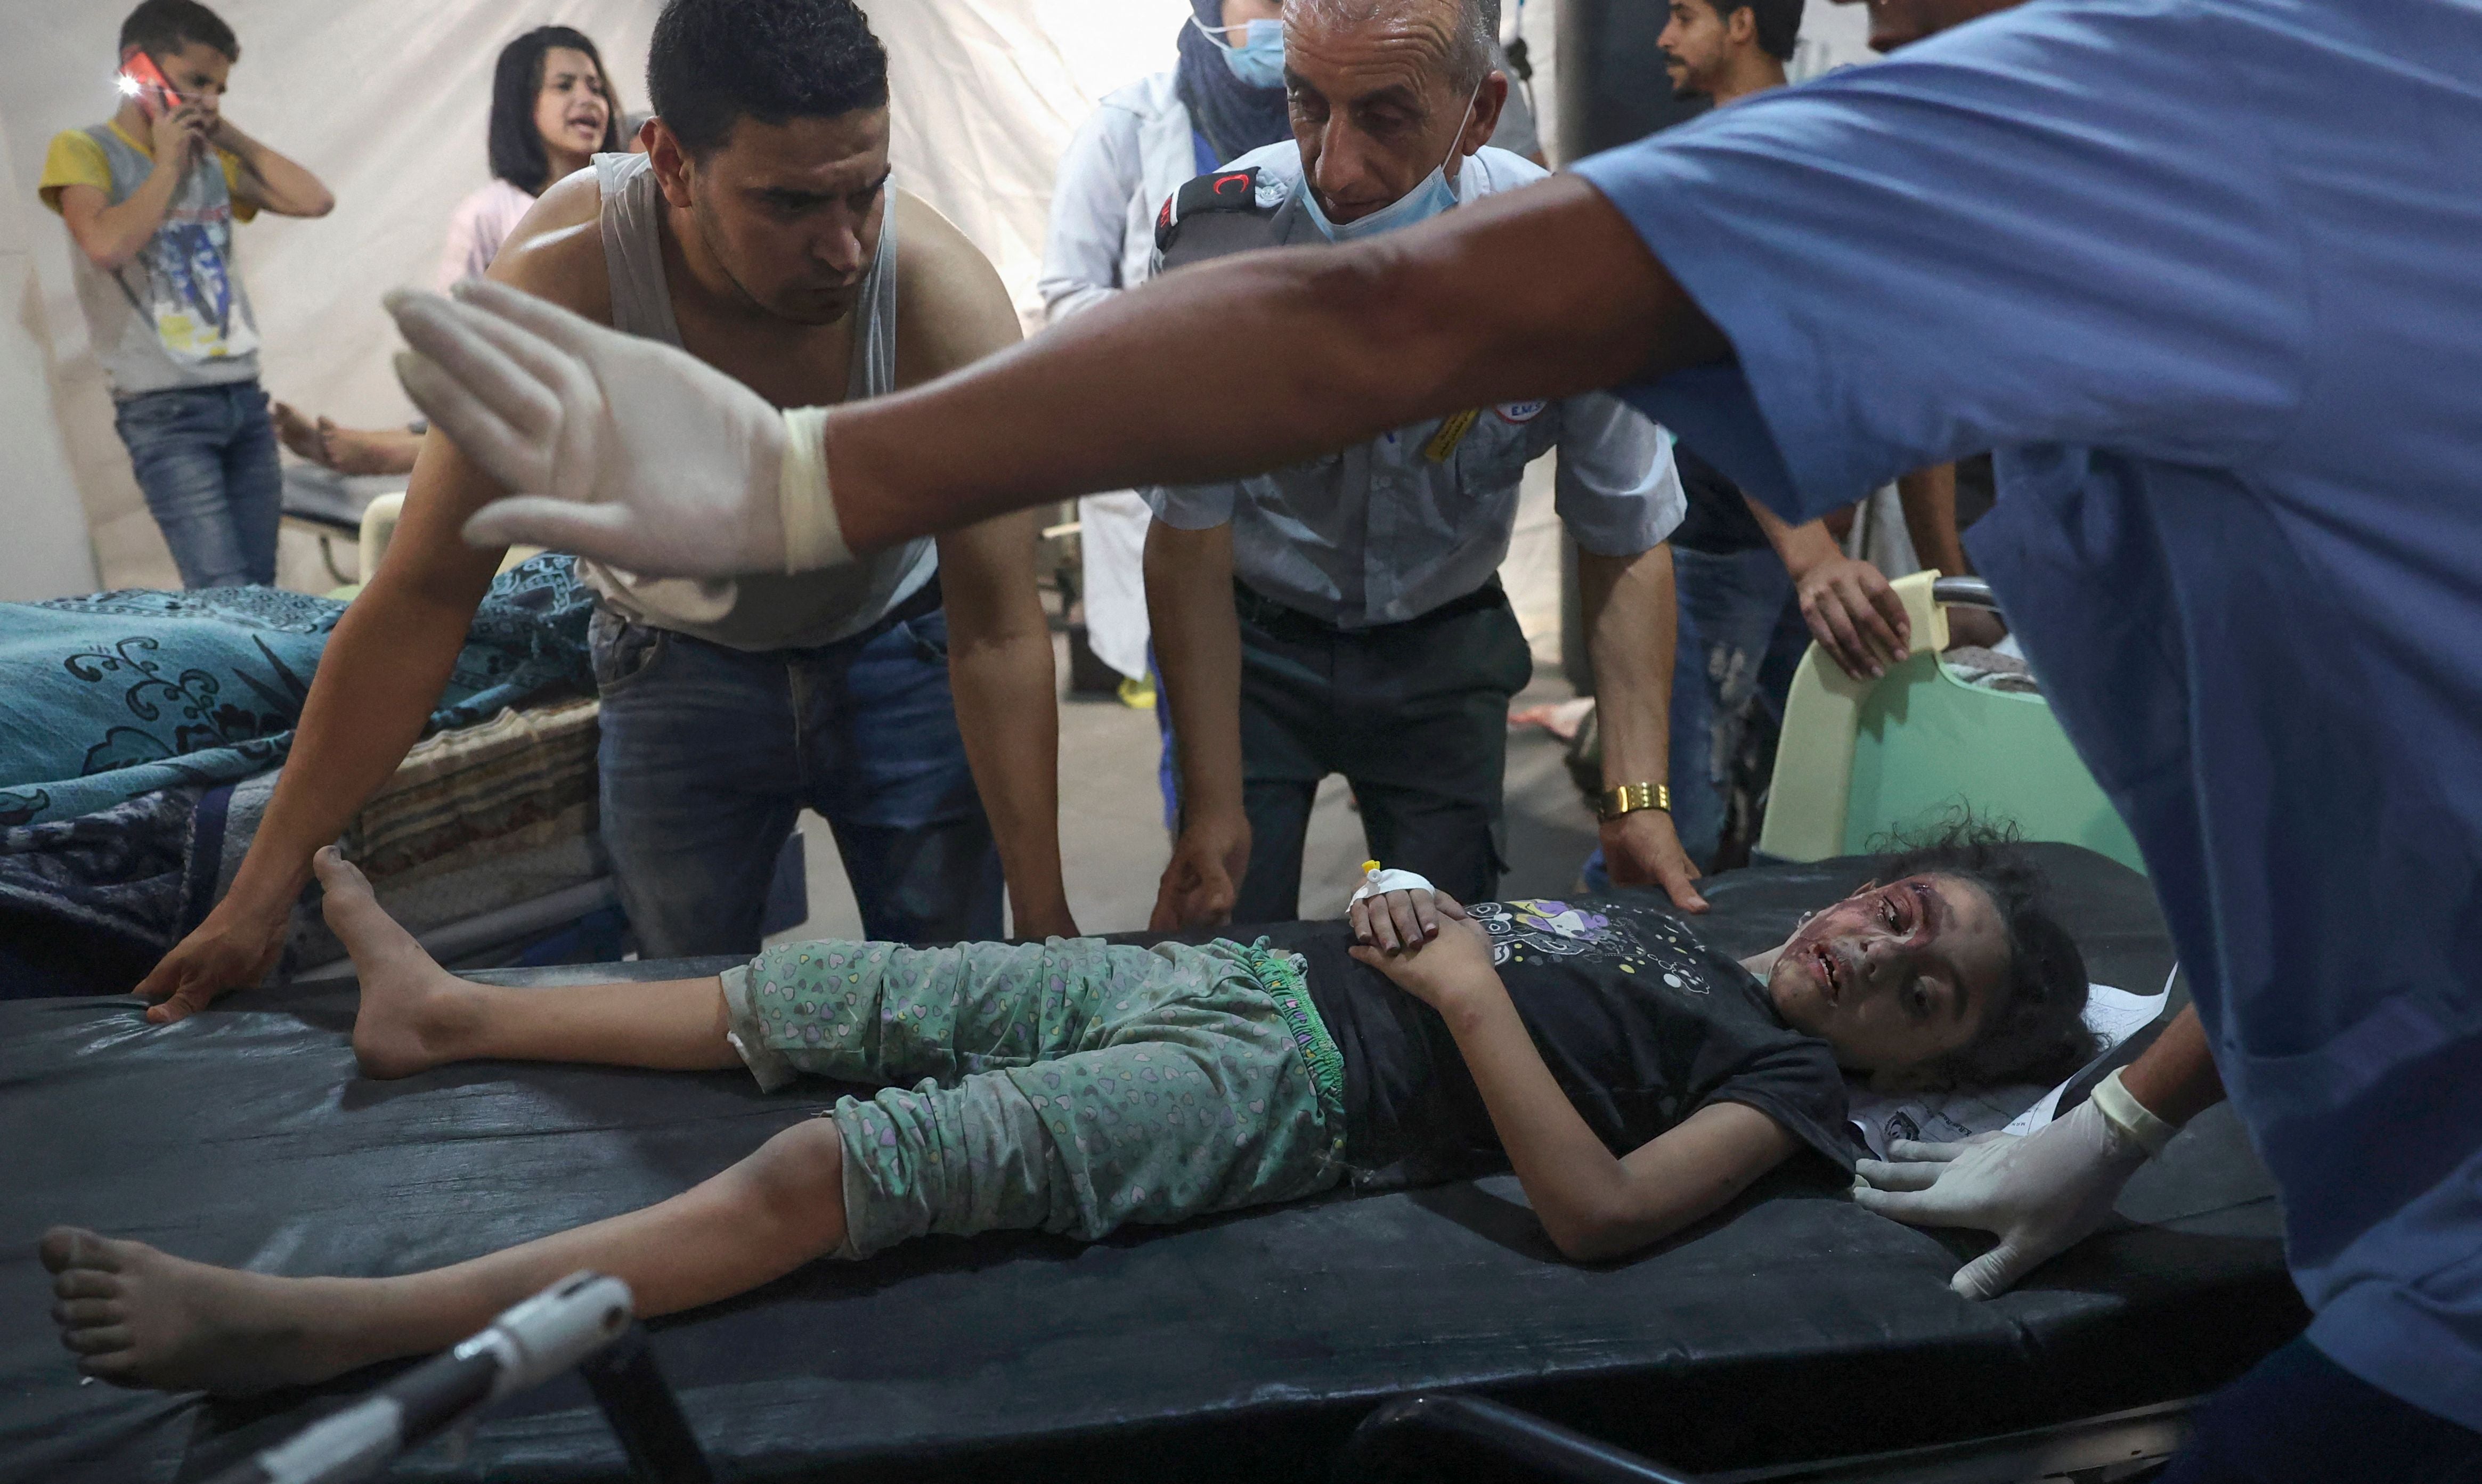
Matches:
[40,1227,350,1395]
[318,846,479,1079]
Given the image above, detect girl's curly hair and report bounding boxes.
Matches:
[1867,817,2097,1088]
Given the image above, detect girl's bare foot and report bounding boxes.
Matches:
[41,1227,363,1395]
[317,847,485,1078]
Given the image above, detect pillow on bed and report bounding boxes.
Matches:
[1844,973,2173,1157]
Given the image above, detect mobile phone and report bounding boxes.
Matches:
[119,51,184,120]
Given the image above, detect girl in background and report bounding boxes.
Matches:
[276,27,623,476]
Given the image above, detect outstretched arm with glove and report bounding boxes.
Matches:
[1853,1005,2225,1299]
[383,176,1732,576]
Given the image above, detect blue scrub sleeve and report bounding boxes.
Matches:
[1569,0,2310,523]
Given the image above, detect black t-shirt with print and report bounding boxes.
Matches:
[1297,895,1856,1186]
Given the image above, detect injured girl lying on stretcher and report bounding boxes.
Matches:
[40,827,2095,1397]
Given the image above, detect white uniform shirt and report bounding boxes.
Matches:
[1039,73,1204,681]
[1039,72,1200,322]
[1146,143,1687,630]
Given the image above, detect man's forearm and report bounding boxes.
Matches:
[1144,524,1248,823]
[1744,495,1840,580]
[947,631,1070,928]
[2118,1004,2224,1127]
[226,567,498,912]
[1576,545,1676,792]
[1895,464,1966,576]
[227,437,506,915]
[824,176,1728,551]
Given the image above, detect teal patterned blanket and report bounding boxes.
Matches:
[0,557,593,828]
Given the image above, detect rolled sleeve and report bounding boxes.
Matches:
[216,150,260,222]
[1552,393,1684,556]
[1144,480,1239,531]
[38,130,110,214]
[1569,0,2308,524]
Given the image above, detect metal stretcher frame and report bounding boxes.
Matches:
[0,849,2302,1483]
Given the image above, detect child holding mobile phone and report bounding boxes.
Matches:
[37,0,333,590]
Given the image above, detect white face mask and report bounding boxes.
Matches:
[1301,82,1482,243]
[1192,14,1287,89]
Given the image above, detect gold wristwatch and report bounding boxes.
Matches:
[1597,781,1671,822]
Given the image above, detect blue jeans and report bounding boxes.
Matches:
[112,382,282,590]
[1666,545,1810,867]
[589,594,1003,958]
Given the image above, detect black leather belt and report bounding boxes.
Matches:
[1231,577,1508,641]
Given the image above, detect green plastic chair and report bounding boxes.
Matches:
[1755,570,2146,874]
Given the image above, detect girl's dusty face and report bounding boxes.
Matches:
[1766,874,2011,1074]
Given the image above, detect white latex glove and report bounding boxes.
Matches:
[1851,1098,2149,1300]
[381,280,848,577]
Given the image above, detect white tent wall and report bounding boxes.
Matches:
[0,108,103,603]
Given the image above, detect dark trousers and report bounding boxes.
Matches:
[1228,582,1533,924]
[2158,1338,2482,1483]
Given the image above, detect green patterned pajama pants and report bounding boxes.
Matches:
[721,936,1348,1258]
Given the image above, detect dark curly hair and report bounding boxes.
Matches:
[648,0,890,158]
[1867,818,2096,1089]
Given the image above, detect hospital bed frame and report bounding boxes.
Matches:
[1757,573,2145,874]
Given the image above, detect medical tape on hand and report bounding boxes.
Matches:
[2089,1066,2178,1159]
[778,405,849,573]
[1350,866,1436,905]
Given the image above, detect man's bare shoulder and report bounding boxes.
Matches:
[891,188,1020,383]
[485,172,614,324]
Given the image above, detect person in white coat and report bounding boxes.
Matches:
[1038,0,1292,823]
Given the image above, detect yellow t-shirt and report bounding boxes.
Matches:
[39,121,257,221]
[37,120,263,393]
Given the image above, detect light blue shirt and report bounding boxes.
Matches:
[1574,0,2482,1430]
[1149,143,1684,629]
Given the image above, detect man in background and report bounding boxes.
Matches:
[40,0,333,590]
[1144,0,1703,930]
[1636,0,1972,875]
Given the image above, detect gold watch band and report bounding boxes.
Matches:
[1597,781,1671,822]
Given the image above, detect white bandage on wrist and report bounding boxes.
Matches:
[1350,865,1436,906]
[2089,1066,2179,1158]
[778,405,848,574]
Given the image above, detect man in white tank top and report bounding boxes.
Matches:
[134,0,1075,1020]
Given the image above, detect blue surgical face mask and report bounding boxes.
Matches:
[1193,15,1287,90]
[1300,86,1479,243]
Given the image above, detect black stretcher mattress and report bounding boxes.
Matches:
[1,846,2304,1482]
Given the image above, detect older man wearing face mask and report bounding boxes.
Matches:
[1139,0,1702,933]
